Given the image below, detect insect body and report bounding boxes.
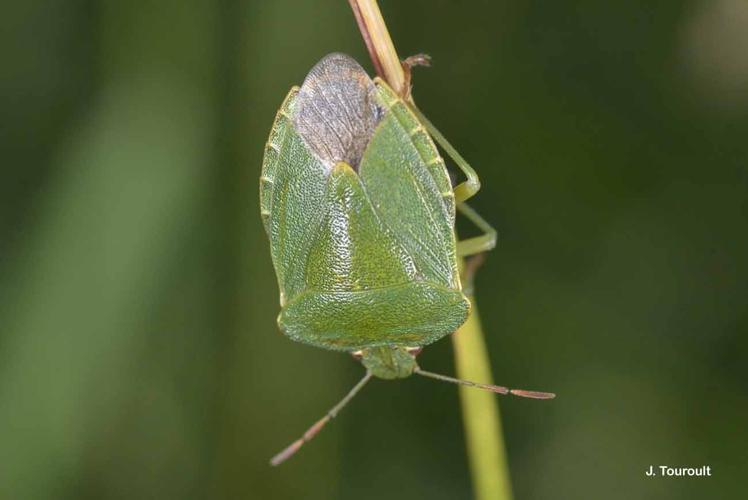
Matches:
[261,53,552,465]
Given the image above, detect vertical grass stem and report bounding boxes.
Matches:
[348,2,513,499]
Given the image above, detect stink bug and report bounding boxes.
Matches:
[261,53,553,465]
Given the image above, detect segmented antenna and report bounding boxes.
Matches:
[270,368,554,466]
[270,371,373,466]
[414,368,556,399]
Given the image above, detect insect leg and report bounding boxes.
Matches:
[456,202,497,257]
[409,105,481,203]
[408,105,496,256]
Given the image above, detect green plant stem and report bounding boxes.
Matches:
[452,294,513,500]
[348,2,513,499]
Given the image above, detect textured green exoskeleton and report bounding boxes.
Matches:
[261,53,552,465]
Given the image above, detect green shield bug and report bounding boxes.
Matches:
[261,53,554,465]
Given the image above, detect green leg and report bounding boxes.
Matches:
[409,106,480,203]
[456,203,495,296]
[456,202,497,257]
[409,105,496,257]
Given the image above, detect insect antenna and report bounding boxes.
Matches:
[270,371,374,466]
[413,368,555,399]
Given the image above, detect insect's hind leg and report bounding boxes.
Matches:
[408,105,495,255]
[408,106,481,203]
[456,202,497,257]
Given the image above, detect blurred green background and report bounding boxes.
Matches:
[2,1,747,498]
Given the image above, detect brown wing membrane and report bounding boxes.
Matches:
[293,53,383,171]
